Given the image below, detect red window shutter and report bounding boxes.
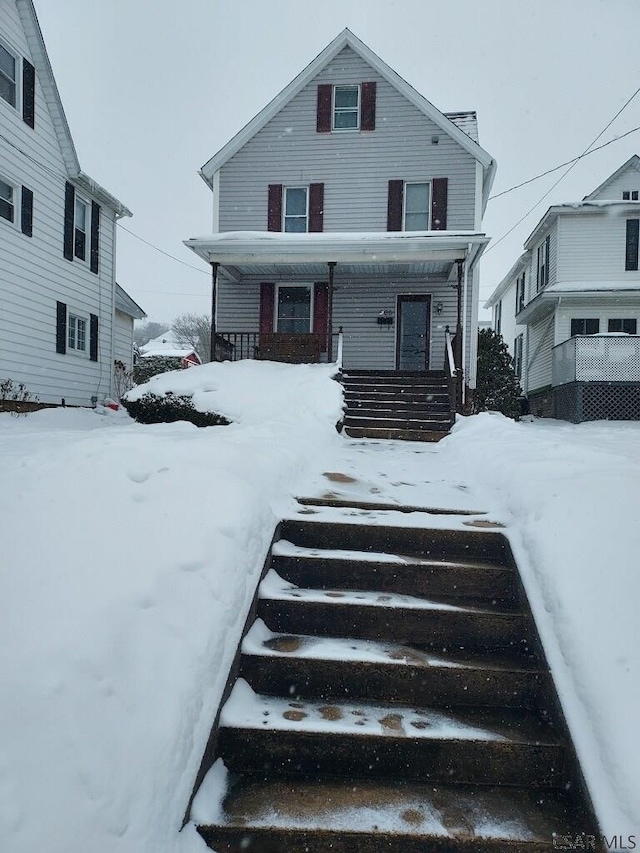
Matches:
[313,283,329,351]
[267,184,283,231]
[260,283,275,333]
[317,84,332,133]
[360,82,376,131]
[309,183,324,232]
[431,178,448,230]
[387,180,403,231]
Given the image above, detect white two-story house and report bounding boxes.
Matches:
[486,156,640,422]
[0,0,139,408]
[185,29,495,403]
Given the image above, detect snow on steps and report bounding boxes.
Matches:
[341,369,454,442]
[194,501,599,851]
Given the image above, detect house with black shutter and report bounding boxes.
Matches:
[486,156,640,422]
[186,29,495,415]
[0,0,135,408]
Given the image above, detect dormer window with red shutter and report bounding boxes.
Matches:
[317,82,376,133]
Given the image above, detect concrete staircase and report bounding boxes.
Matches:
[195,507,598,851]
[341,370,454,442]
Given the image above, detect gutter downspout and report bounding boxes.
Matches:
[462,243,471,406]
[109,215,117,401]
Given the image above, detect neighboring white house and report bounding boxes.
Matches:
[140,330,202,368]
[113,284,146,399]
[185,29,496,403]
[486,156,640,422]
[0,0,134,407]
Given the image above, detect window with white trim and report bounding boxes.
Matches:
[74,197,89,260]
[404,182,431,231]
[622,191,639,201]
[608,318,637,334]
[276,285,312,333]
[283,187,308,233]
[516,271,526,313]
[494,299,502,335]
[333,85,359,130]
[536,234,550,291]
[68,312,88,353]
[0,39,17,109]
[0,176,15,223]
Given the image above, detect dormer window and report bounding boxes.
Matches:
[333,85,359,130]
[622,191,639,201]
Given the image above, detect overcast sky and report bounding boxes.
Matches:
[34,0,640,323]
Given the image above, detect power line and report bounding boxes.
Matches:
[489,125,640,201]
[484,83,640,255]
[117,224,210,276]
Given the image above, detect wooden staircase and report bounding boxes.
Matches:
[195,508,598,851]
[341,370,455,442]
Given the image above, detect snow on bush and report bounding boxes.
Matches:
[0,362,343,853]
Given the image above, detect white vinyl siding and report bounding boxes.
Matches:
[219,46,477,233]
[527,315,555,393]
[556,213,640,283]
[0,0,117,406]
[114,309,134,369]
[587,163,640,201]
[555,300,640,345]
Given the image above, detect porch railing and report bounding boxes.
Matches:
[444,327,463,415]
[552,335,640,386]
[213,331,343,364]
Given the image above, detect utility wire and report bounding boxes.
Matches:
[489,124,640,201]
[117,224,210,276]
[484,84,640,255]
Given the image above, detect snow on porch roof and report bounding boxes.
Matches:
[184,230,489,268]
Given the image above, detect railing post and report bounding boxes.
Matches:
[327,261,336,362]
[336,326,344,369]
[209,262,219,362]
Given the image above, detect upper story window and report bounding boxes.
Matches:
[516,270,526,313]
[74,198,89,260]
[622,191,639,201]
[495,299,502,335]
[283,187,308,232]
[513,334,523,379]
[0,41,17,108]
[333,85,359,130]
[317,82,376,133]
[0,177,15,223]
[536,234,550,291]
[608,318,637,334]
[571,318,599,336]
[625,219,639,271]
[403,182,431,230]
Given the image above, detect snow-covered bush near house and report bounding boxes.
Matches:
[441,415,640,837]
[0,362,342,853]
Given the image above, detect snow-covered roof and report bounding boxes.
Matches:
[15,0,131,217]
[545,281,640,294]
[524,200,640,250]
[199,29,495,207]
[185,229,490,269]
[141,348,199,361]
[115,285,146,320]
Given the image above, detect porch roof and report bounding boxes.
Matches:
[185,230,489,282]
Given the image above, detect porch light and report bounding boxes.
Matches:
[436,302,443,314]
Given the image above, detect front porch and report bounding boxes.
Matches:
[552,334,640,421]
[186,230,488,379]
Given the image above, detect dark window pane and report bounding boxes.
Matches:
[633,191,639,201]
[285,188,306,216]
[74,228,86,260]
[333,109,358,129]
[571,318,600,336]
[284,216,307,233]
[334,86,358,108]
[608,318,637,334]
[623,191,631,200]
[277,287,311,332]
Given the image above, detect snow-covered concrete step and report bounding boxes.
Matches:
[344,415,453,432]
[343,405,453,420]
[278,518,515,568]
[240,621,546,710]
[217,682,565,787]
[271,539,517,602]
[197,776,587,852]
[344,425,451,441]
[296,496,484,515]
[257,571,531,651]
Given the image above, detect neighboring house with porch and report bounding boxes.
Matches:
[185,29,495,413]
[0,0,132,408]
[486,155,640,422]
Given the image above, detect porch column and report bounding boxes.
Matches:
[209,261,219,362]
[327,261,336,362]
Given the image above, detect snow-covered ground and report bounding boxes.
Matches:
[0,361,638,851]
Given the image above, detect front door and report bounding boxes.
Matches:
[396,295,431,370]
